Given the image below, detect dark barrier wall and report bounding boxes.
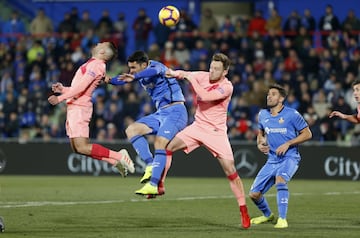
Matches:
[0,142,359,180]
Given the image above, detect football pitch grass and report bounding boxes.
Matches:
[0,176,359,238]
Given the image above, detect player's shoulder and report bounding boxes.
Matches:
[259,108,270,117]
[193,71,209,77]
[283,106,302,117]
[88,58,105,68]
[149,60,164,68]
[222,77,233,88]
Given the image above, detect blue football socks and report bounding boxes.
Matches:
[276,183,289,219]
[130,135,153,165]
[150,149,167,186]
[254,196,272,217]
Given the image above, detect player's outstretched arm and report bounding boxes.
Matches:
[106,75,127,85]
[329,111,360,124]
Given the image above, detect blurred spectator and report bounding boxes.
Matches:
[57,12,76,34]
[265,8,282,34]
[69,7,80,27]
[319,4,341,46]
[122,91,140,121]
[294,26,312,52]
[113,12,128,62]
[173,40,190,66]
[301,9,316,32]
[147,43,161,61]
[153,21,172,50]
[284,49,300,73]
[283,10,301,38]
[3,112,20,137]
[30,8,54,39]
[189,39,208,67]
[199,8,219,34]
[312,89,330,119]
[26,40,45,64]
[342,9,360,33]
[96,9,113,39]
[132,8,153,52]
[247,10,266,36]
[234,16,248,38]
[220,15,235,33]
[175,9,197,32]
[58,61,74,87]
[160,41,179,68]
[80,28,100,54]
[76,10,96,34]
[303,105,322,140]
[1,10,26,44]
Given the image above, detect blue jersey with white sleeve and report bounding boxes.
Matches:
[133,60,185,109]
[258,106,308,163]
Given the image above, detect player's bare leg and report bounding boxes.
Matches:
[219,158,251,229]
[70,138,134,177]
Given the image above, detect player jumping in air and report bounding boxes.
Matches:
[107,50,188,193]
[48,42,135,177]
[142,53,251,229]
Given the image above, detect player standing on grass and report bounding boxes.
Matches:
[48,42,135,177]
[329,79,360,123]
[107,50,188,191]
[140,53,251,229]
[249,84,312,228]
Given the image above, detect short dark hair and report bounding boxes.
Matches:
[212,53,231,70]
[352,78,360,87]
[127,50,149,64]
[269,84,288,99]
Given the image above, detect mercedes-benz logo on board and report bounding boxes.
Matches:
[234,149,258,177]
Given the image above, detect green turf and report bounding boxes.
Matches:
[0,176,359,238]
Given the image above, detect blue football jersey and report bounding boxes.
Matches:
[258,106,308,163]
[136,60,185,109]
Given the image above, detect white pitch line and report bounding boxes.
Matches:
[1,191,359,209]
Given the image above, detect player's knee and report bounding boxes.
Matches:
[154,136,169,149]
[72,142,87,155]
[276,183,288,191]
[249,191,261,201]
[125,124,135,139]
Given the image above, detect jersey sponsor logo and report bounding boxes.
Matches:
[234,149,258,177]
[265,127,287,134]
[164,130,171,134]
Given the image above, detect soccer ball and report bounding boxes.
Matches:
[158,5,180,27]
